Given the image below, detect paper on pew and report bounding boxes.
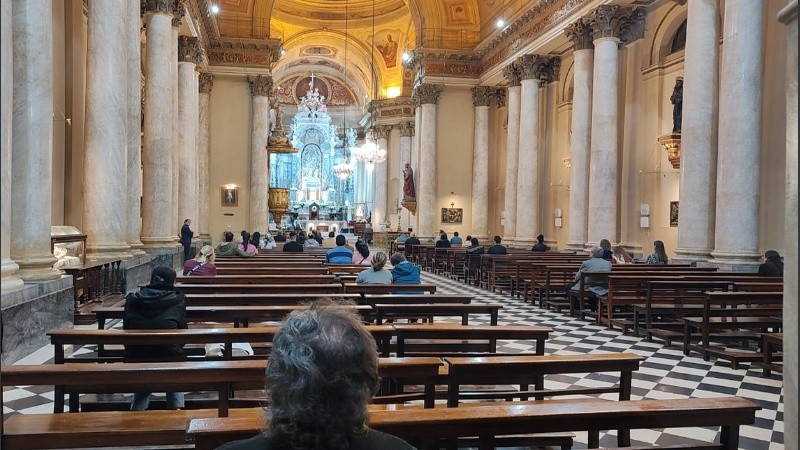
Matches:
[204,342,255,357]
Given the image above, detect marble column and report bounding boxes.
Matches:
[9,0,61,281]
[373,125,391,231]
[247,75,272,234]
[564,19,594,251]
[778,2,797,446]
[177,36,201,240]
[125,0,145,255]
[1,0,24,292]
[140,2,176,249]
[502,62,522,241]
[170,14,181,243]
[412,103,422,232]
[198,73,213,242]
[585,5,632,247]
[674,0,720,262]
[413,84,441,240]
[398,121,414,231]
[471,86,491,241]
[710,0,765,265]
[83,0,132,260]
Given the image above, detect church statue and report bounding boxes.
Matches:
[670,76,683,133]
[402,163,416,200]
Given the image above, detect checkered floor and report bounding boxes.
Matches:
[2,271,784,449]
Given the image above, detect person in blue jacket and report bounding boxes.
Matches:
[389,252,420,285]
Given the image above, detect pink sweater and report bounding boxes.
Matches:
[183,260,218,276]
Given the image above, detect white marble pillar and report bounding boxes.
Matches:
[83,0,131,260]
[564,20,594,251]
[125,1,145,255]
[471,86,491,241]
[502,63,521,241]
[170,19,180,242]
[247,75,272,234]
[412,103,422,232]
[10,0,61,281]
[197,73,213,242]
[373,125,391,231]
[140,3,175,249]
[398,121,414,231]
[515,55,544,246]
[674,0,720,262]
[586,6,628,246]
[1,0,23,292]
[779,2,797,446]
[177,36,201,239]
[710,0,765,265]
[413,84,441,240]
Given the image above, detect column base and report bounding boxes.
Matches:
[14,255,62,282]
[86,243,133,261]
[564,240,588,252]
[619,242,644,260]
[706,249,762,272]
[513,239,535,249]
[672,247,713,265]
[128,241,147,256]
[198,234,212,246]
[141,236,180,250]
[1,259,25,293]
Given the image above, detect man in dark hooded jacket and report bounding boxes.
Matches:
[123,266,188,410]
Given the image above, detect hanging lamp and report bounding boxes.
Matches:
[333,0,355,181]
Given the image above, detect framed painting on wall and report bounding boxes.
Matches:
[669,201,679,227]
[441,208,463,224]
[221,186,239,207]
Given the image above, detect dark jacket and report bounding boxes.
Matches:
[217,428,415,450]
[758,262,784,277]
[123,285,188,358]
[435,239,451,248]
[602,249,613,261]
[283,241,304,252]
[532,242,548,252]
[216,241,253,257]
[274,233,287,242]
[404,237,420,245]
[180,224,193,244]
[487,244,507,255]
[465,245,485,268]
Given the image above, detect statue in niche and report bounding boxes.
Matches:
[402,162,416,200]
[670,76,683,133]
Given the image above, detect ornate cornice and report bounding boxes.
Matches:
[472,86,493,107]
[198,73,214,94]
[586,5,645,45]
[371,97,415,121]
[406,50,482,80]
[565,18,594,51]
[412,83,442,106]
[141,0,174,16]
[205,38,283,69]
[171,0,186,27]
[178,36,203,64]
[374,125,392,140]
[399,121,415,137]
[503,61,522,87]
[247,75,273,98]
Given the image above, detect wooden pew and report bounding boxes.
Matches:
[393,324,550,357]
[214,267,330,276]
[175,274,338,284]
[186,397,759,450]
[761,332,783,377]
[372,303,503,326]
[183,293,363,307]
[175,283,344,295]
[361,294,471,306]
[342,283,437,295]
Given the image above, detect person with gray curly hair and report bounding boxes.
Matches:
[217,303,414,450]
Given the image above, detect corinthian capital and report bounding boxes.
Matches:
[199,73,214,94]
[503,61,522,87]
[374,125,392,140]
[472,86,492,107]
[178,36,203,64]
[586,5,645,44]
[171,0,186,27]
[542,57,561,84]
[141,0,173,16]
[493,88,507,108]
[412,83,442,105]
[518,54,547,81]
[565,18,594,51]
[247,75,273,98]
[399,121,415,137]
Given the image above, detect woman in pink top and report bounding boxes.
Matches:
[238,232,258,254]
[183,245,218,276]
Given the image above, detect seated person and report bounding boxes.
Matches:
[238,232,258,253]
[487,235,508,255]
[435,232,452,248]
[567,246,612,311]
[600,239,614,261]
[390,252,421,285]
[613,246,634,264]
[404,232,420,246]
[463,237,484,282]
[304,231,320,248]
[363,223,374,244]
[395,231,409,245]
[322,231,337,248]
[645,240,669,265]
[531,234,548,252]
[352,240,372,264]
[183,245,217,276]
[758,250,784,277]
[273,231,287,242]
[326,235,354,263]
[450,231,463,246]
[260,233,276,250]
[123,267,187,411]
[355,252,392,284]
[218,303,415,450]
[282,231,304,252]
[216,231,254,257]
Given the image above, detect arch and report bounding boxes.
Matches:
[560,60,575,104]
[648,3,688,66]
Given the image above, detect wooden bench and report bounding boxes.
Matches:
[174,283,344,295]
[214,266,330,276]
[175,274,338,284]
[342,283,437,294]
[393,324,550,357]
[761,332,783,377]
[185,397,759,450]
[183,293,363,307]
[372,303,502,326]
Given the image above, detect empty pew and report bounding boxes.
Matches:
[175,274,338,285]
[393,324,551,357]
[372,303,503,326]
[183,293,363,307]
[174,283,344,295]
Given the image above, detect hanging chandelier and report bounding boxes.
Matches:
[297,74,328,119]
[332,0,354,181]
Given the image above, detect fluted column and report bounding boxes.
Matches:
[471,86,491,241]
[564,19,594,251]
[502,62,521,241]
[710,0,765,265]
[1,0,23,292]
[9,0,61,281]
[247,75,272,234]
[83,0,132,260]
[674,0,720,262]
[586,5,637,246]
[398,121,414,231]
[140,1,176,249]
[413,84,441,240]
[125,1,145,255]
[177,36,201,241]
[198,73,213,242]
[373,125,391,231]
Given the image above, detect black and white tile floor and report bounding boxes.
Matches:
[2,271,784,449]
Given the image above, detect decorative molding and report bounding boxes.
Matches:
[503,60,522,87]
[171,0,186,27]
[370,97,416,121]
[586,5,645,45]
[471,85,493,107]
[518,54,547,81]
[492,87,507,108]
[141,0,174,16]
[374,125,392,140]
[398,121,415,137]
[565,18,594,51]
[542,56,561,84]
[178,36,203,64]
[247,75,273,98]
[198,73,214,94]
[412,83,442,106]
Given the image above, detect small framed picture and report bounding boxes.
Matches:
[441,208,463,224]
[669,201,679,227]
[221,186,239,207]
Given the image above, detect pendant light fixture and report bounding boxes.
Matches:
[333,0,355,181]
[352,0,386,171]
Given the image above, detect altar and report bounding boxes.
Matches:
[299,220,348,234]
